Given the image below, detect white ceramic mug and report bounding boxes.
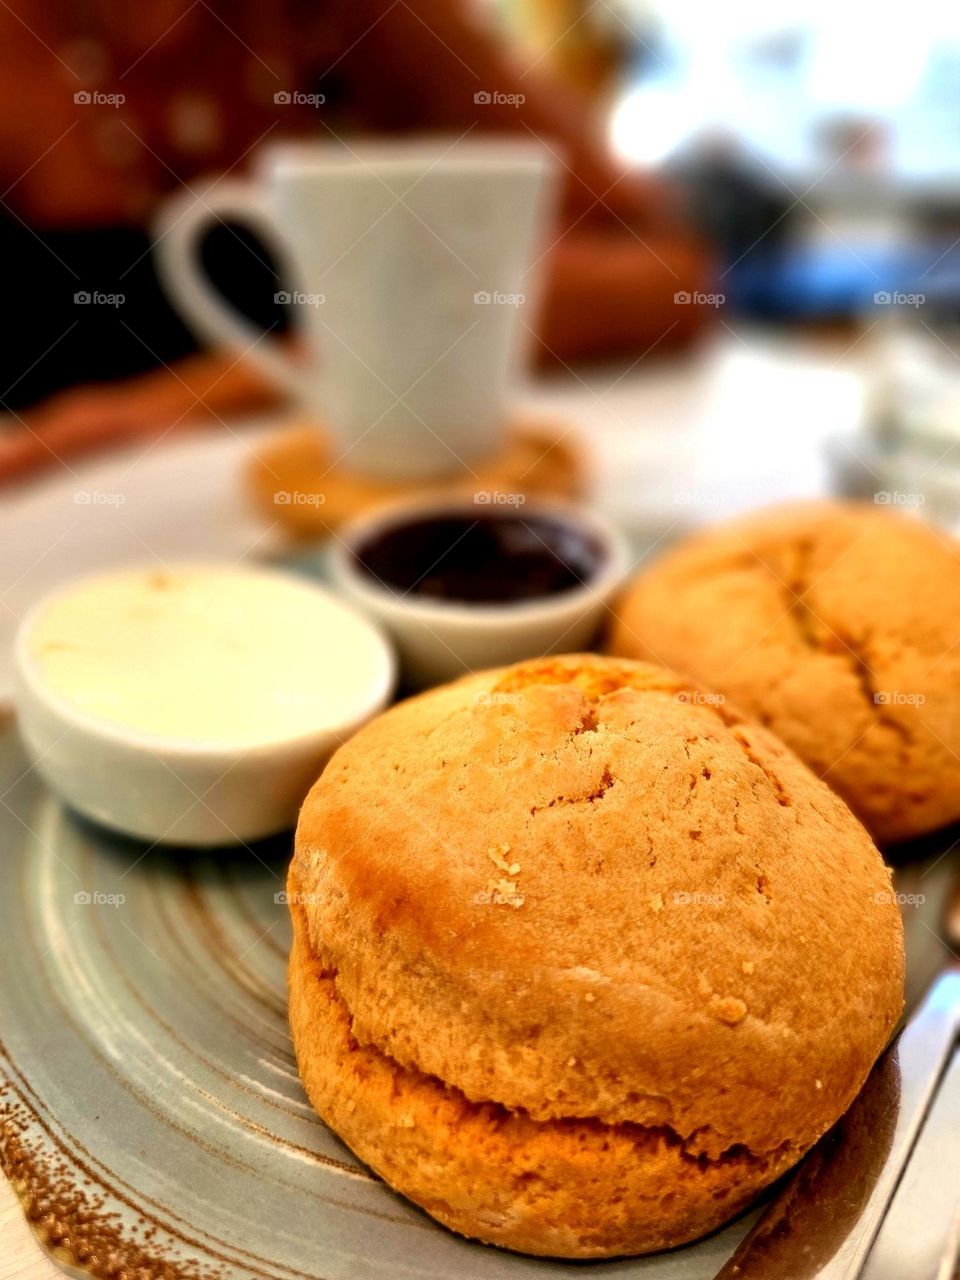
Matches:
[153,139,556,479]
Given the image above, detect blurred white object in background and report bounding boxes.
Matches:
[844,314,960,531]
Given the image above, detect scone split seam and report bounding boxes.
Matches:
[308,935,795,1174]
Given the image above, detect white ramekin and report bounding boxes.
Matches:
[329,497,632,687]
[13,568,395,847]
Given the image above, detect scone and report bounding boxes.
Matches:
[287,654,904,1258]
[608,500,960,843]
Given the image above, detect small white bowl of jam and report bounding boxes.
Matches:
[330,498,632,687]
[14,564,395,846]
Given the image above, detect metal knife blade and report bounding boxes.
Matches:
[715,968,960,1280]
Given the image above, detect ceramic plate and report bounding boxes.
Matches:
[0,714,758,1280]
[0,712,952,1280]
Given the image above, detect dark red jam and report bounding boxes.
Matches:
[352,511,605,604]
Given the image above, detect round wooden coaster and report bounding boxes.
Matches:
[246,419,586,537]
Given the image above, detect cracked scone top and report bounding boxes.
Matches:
[288,653,904,1258]
[608,500,960,842]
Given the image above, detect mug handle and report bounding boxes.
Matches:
[152,179,313,401]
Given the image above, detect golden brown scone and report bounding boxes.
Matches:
[288,654,903,1258]
[608,500,960,843]
[247,418,583,538]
